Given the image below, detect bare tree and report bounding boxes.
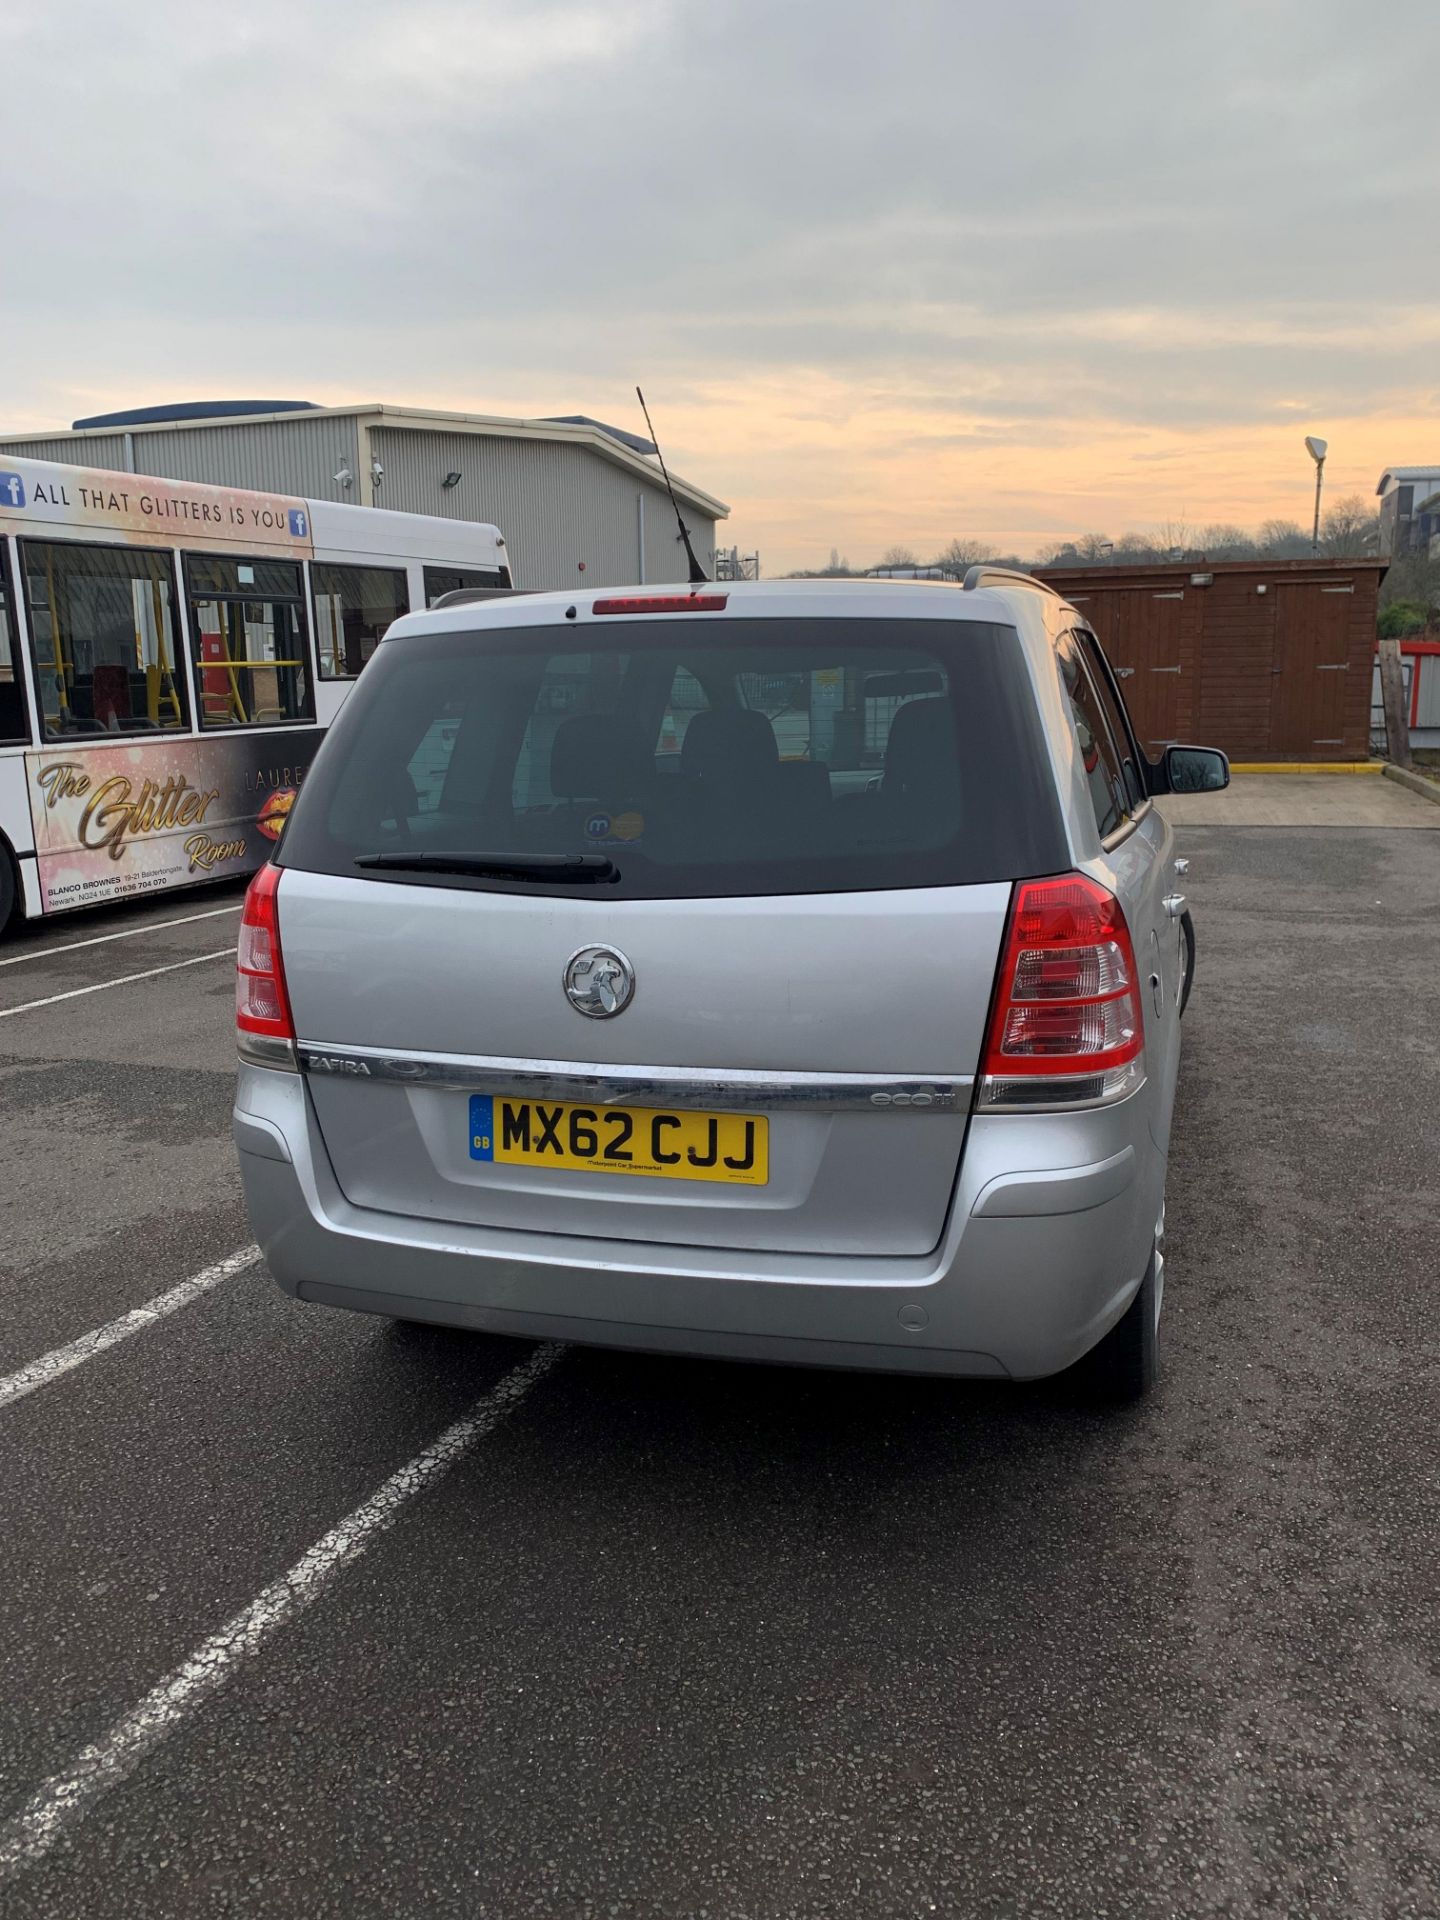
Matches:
[934,537,986,574]
[1074,533,1115,562]
[1039,537,1103,567]
[1321,495,1381,558]
[791,501,1389,582]
[1256,518,1311,558]
[1380,548,1440,614]
[1113,531,1163,562]
[1154,518,1192,557]
[1198,523,1255,559]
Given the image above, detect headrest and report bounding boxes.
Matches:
[549,714,651,799]
[681,707,779,782]
[883,697,961,803]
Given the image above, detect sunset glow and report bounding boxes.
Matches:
[3,1,1435,576]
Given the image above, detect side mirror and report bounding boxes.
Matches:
[1162,745,1230,794]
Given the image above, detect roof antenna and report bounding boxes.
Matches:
[636,386,708,585]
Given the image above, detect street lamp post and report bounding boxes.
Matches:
[1305,436,1327,554]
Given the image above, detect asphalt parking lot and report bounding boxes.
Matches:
[1,781,1437,1918]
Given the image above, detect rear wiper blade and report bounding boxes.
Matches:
[355,850,619,883]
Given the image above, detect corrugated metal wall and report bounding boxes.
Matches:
[0,418,361,502]
[1,434,128,469]
[370,427,717,590]
[126,417,362,502]
[1415,654,1440,729]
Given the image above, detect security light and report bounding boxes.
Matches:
[442,470,462,489]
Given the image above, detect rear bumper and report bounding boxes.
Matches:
[235,1066,1164,1381]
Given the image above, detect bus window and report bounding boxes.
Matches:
[20,540,188,738]
[312,563,408,678]
[424,564,510,606]
[1,546,28,744]
[184,554,315,729]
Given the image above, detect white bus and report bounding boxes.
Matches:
[0,456,509,930]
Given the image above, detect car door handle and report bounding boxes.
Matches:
[1162,893,1186,920]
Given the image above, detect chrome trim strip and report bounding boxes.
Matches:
[297,1044,972,1113]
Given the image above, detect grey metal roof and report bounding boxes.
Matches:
[69,402,656,457]
[1376,465,1440,494]
[541,416,656,456]
[72,400,319,429]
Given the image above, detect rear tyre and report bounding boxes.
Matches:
[1081,1243,1161,1402]
[1178,910,1196,1017]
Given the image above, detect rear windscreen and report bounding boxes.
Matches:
[277,616,1067,900]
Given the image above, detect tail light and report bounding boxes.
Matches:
[236,863,297,1070]
[980,874,1144,1110]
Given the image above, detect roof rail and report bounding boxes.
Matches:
[428,586,537,609]
[961,564,1061,601]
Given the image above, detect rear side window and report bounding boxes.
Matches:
[1059,636,1130,839]
[1076,631,1146,810]
[279,616,1068,900]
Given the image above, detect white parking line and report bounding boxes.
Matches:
[0,947,235,1021]
[0,1342,565,1882]
[0,904,242,970]
[0,1247,263,1414]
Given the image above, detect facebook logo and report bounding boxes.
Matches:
[287,508,308,538]
[0,473,26,510]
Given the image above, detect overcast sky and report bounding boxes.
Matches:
[4,0,1437,570]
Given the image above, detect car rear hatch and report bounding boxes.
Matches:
[273,605,1067,1258]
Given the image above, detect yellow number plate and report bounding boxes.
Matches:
[468,1095,768,1186]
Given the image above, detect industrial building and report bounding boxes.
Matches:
[0,401,729,592]
[1376,466,1440,558]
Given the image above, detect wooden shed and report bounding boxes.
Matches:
[1035,558,1387,763]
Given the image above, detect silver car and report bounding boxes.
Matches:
[233,572,1227,1399]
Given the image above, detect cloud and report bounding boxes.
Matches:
[2,0,1437,570]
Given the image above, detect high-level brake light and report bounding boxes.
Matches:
[592,594,728,615]
[236,863,297,1069]
[980,874,1145,1109]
